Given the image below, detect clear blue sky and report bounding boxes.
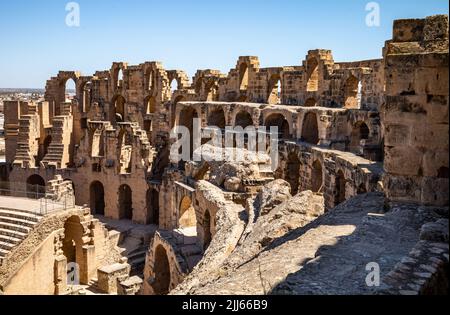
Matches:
[0,0,448,88]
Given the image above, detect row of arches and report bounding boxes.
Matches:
[89,180,160,224]
[284,154,323,196]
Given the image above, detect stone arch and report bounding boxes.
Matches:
[234,110,253,128]
[64,78,76,102]
[335,170,346,205]
[118,184,133,220]
[178,107,199,161]
[145,96,156,114]
[267,74,282,104]
[118,129,133,174]
[203,210,212,251]
[146,188,159,225]
[89,181,105,215]
[26,174,45,198]
[153,245,171,295]
[306,57,319,92]
[301,112,319,145]
[349,121,370,154]
[117,69,124,87]
[304,98,317,107]
[178,196,197,228]
[112,95,126,123]
[62,215,87,285]
[311,160,323,193]
[207,108,226,130]
[264,113,290,139]
[239,63,249,91]
[147,70,156,92]
[344,75,360,108]
[286,152,301,195]
[205,80,219,101]
[81,81,92,113]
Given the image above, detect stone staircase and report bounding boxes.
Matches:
[41,114,73,169]
[13,114,40,168]
[0,208,43,265]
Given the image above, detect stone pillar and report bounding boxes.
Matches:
[382,15,449,206]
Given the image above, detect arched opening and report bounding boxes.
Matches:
[265,113,290,139]
[286,153,300,195]
[178,107,199,161]
[62,216,85,285]
[64,78,76,103]
[207,108,226,130]
[117,69,124,88]
[153,245,171,295]
[335,170,346,205]
[239,63,249,91]
[349,121,370,154]
[234,111,253,128]
[146,96,156,114]
[36,135,52,166]
[203,210,212,251]
[81,82,92,113]
[113,95,126,123]
[304,98,317,107]
[301,112,319,145]
[26,175,45,199]
[178,196,197,228]
[118,184,133,220]
[267,75,281,104]
[118,130,133,174]
[89,181,105,215]
[146,188,159,225]
[306,57,319,92]
[311,160,323,193]
[344,75,360,109]
[170,79,178,94]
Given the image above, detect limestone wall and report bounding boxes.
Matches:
[382,15,449,206]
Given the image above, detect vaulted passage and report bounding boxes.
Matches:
[301,112,319,145]
[286,153,301,195]
[26,175,45,199]
[207,108,226,130]
[265,113,290,139]
[146,188,159,225]
[90,181,105,215]
[311,160,323,193]
[112,95,126,122]
[179,196,197,228]
[349,121,370,154]
[335,170,346,205]
[118,184,133,220]
[235,111,253,128]
[304,98,317,107]
[153,245,171,295]
[62,216,86,285]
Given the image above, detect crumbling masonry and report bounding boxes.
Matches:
[0,15,448,295]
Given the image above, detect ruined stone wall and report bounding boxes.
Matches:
[382,15,449,207]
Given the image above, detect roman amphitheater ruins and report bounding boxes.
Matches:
[0,15,448,295]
